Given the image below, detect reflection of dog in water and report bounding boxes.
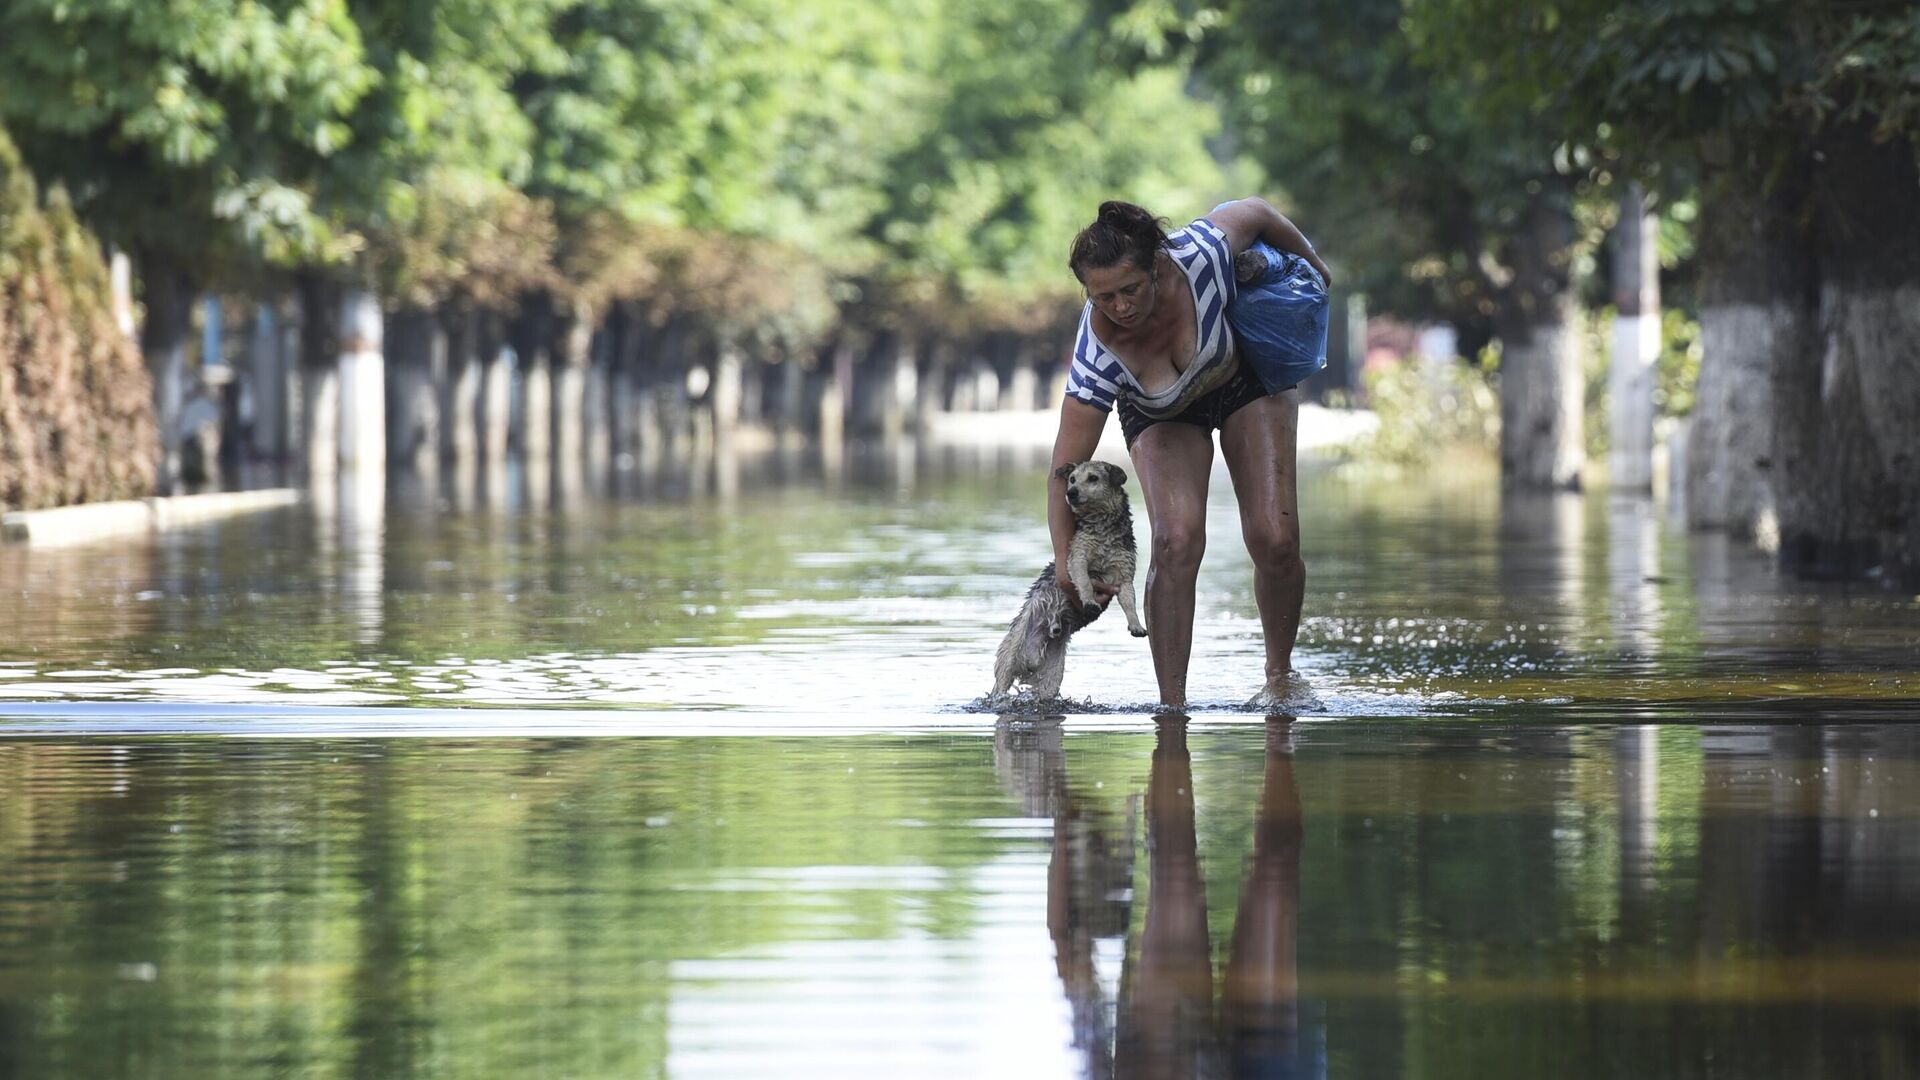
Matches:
[992,461,1147,699]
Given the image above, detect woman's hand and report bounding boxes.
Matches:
[1307,253,1334,290]
[1056,566,1118,609]
[1210,196,1330,289]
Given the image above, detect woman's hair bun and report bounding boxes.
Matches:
[1071,201,1170,282]
[1098,201,1157,233]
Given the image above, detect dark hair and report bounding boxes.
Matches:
[1069,200,1169,283]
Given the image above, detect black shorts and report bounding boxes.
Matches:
[1116,360,1287,450]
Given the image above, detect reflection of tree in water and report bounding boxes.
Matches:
[996,716,1321,1080]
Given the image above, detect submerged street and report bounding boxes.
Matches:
[1,447,1915,1077]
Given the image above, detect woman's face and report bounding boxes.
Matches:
[1082,258,1159,330]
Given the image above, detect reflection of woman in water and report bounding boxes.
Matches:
[1122,716,1308,1080]
[1051,200,1330,711]
[995,715,1315,1078]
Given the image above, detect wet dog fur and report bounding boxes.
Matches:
[992,461,1147,699]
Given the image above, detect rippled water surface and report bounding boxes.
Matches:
[2,444,1917,1077]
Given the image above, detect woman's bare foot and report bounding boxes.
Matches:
[1244,671,1320,714]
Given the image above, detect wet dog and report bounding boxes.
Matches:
[992,462,1147,699]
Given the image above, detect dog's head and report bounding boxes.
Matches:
[1053,461,1129,515]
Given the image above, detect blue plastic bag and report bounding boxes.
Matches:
[1227,240,1330,395]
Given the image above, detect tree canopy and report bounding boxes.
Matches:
[2,0,1251,350]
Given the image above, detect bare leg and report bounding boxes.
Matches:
[1222,719,1303,1068]
[1219,389,1306,698]
[1130,422,1214,710]
[1118,716,1213,1077]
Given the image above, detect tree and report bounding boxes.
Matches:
[1100,0,1591,488]
[0,126,157,510]
[0,0,374,488]
[1404,0,1920,586]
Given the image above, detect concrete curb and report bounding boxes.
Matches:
[1,488,302,548]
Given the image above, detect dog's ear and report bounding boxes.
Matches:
[1052,463,1076,481]
[1103,462,1128,487]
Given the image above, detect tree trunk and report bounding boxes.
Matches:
[437,305,481,463]
[249,303,289,462]
[1609,181,1659,490]
[776,352,806,439]
[1689,166,1797,545]
[337,289,385,471]
[606,302,643,465]
[136,251,194,493]
[509,294,554,459]
[386,308,441,471]
[659,322,697,457]
[1785,126,1920,585]
[549,306,593,502]
[1494,191,1584,490]
[297,274,342,482]
[476,312,511,463]
[711,337,743,452]
[817,336,855,466]
[582,323,611,484]
[109,246,137,339]
[915,339,949,428]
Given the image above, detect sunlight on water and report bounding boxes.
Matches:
[1,446,1917,1078]
[3,447,1914,724]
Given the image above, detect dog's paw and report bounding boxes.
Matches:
[1234,248,1267,284]
[1082,602,1103,619]
[1129,625,1148,638]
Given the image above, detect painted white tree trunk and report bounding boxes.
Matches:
[1688,302,1779,545]
[552,317,591,468]
[1495,192,1585,491]
[480,339,512,463]
[385,309,441,471]
[711,342,743,450]
[584,362,611,479]
[336,290,385,471]
[249,305,288,460]
[886,340,916,442]
[1498,298,1584,490]
[1007,366,1038,413]
[109,247,137,339]
[438,309,481,463]
[1609,182,1660,490]
[303,364,339,482]
[521,357,552,460]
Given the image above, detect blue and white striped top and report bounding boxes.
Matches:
[1064,218,1240,416]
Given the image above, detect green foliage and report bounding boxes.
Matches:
[368,166,557,310]
[1344,357,1500,468]
[1579,305,1703,459]
[1402,0,1920,173]
[0,0,1256,351]
[0,126,157,510]
[0,0,376,270]
[324,0,567,306]
[1095,0,1602,348]
[864,0,1245,319]
[1654,307,1703,418]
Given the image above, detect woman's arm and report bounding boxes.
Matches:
[1050,397,1115,604]
[1207,197,1333,287]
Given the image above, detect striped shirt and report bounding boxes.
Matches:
[1064,218,1239,416]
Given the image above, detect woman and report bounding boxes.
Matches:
[1049,198,1331,710]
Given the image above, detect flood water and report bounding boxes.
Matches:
[1,442,1917,1078]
